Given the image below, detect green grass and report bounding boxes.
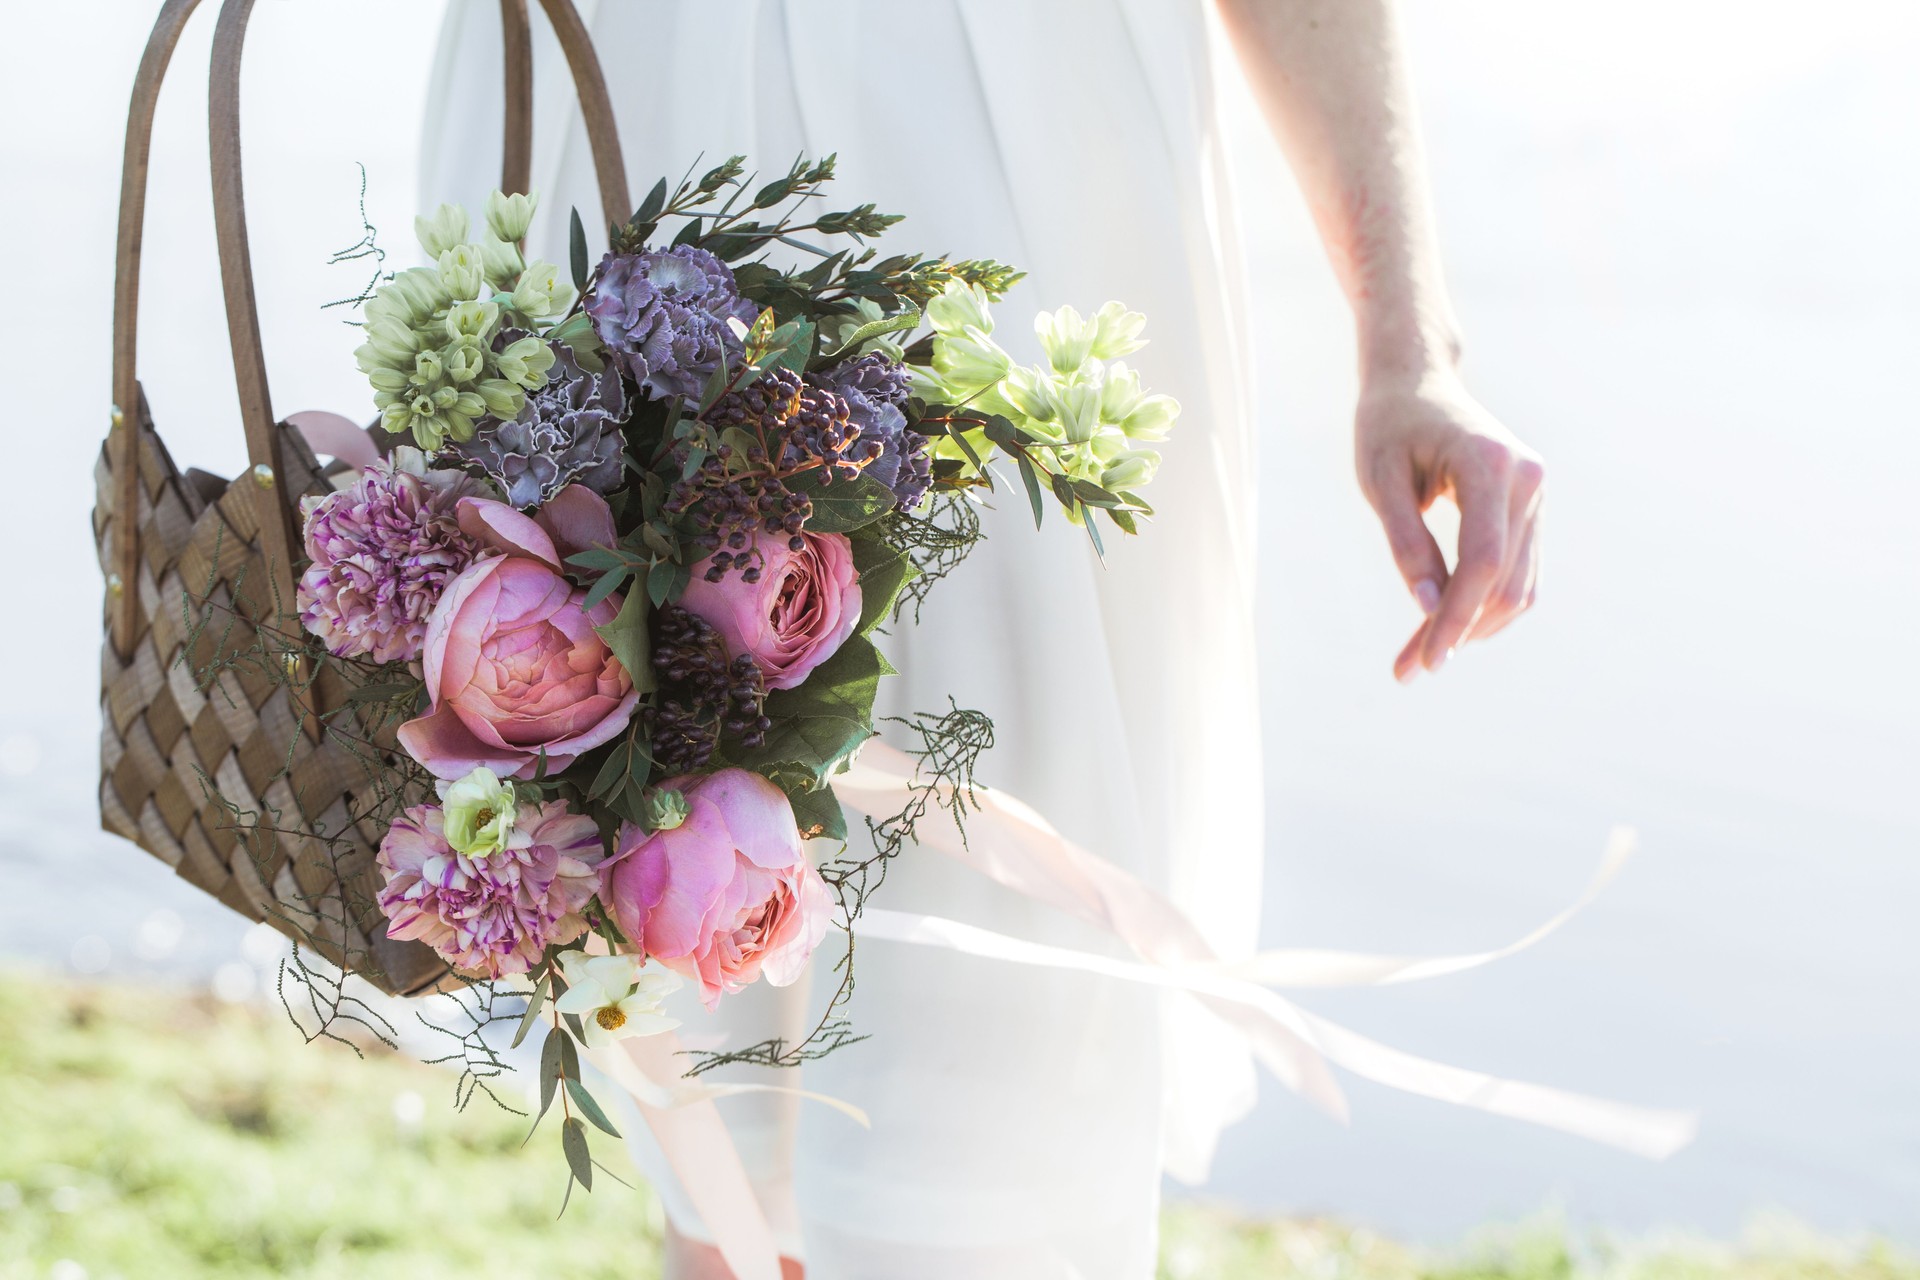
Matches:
[1,971,1912,1280]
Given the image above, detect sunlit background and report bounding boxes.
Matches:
[3,0,1915,1248]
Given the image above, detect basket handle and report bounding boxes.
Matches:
[107,0,630,656]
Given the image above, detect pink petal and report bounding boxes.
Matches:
[457,496,560,568]
[536,486,617,564]
[397,702,530,780]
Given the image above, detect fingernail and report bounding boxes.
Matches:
[1396,663,1419,685]
[1429,645,1454,672]
[1414,579,1441,615]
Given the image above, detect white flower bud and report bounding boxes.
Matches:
[484,189,538,243]
[415,203,470,258]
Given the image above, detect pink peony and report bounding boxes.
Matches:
[296,451,486,663]
[375,797,605,978]
[602,769,832,1009]
[678,530,861,691]
[397,486,637,780]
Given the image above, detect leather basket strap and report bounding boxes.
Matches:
[106,0,629,656]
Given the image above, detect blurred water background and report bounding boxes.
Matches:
[2,0,1914,1245]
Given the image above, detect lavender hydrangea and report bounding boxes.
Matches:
[376,798,606,979]
[812,352,932,510]
[584,245,758,401]
[448,342,629,508]
[296,450,486,664]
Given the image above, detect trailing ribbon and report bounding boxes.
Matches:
[588,740,1696,1280]
[830,742,1697,1158]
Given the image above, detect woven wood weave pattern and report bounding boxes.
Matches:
[95,394,449,996]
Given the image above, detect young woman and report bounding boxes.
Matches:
[422,2,1544,1275]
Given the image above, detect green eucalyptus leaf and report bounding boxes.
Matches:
[1016,453,1045,530]
[634,177,668,226]
[788,470,895,534]
[561,1116,593,1190]
[537,1025,564,1122]
[592,589,655,695]
[566,1078,622,1139]
[580,564,629,613]
[819,309,920,363]
[510,973,549,1050]
[849,538,916,634]
[648,559,691,607]
[763,318,816,378]
[788,784,848,841]
[568,208,588,292]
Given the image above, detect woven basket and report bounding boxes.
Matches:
[95,0,631,996]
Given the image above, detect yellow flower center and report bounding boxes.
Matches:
[595,1006,627,1032]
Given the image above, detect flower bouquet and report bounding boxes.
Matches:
[278,156,1177,1195]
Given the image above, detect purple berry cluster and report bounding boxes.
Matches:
[645,606,772,772]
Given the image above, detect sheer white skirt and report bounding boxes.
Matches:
[423,3,1264,1273]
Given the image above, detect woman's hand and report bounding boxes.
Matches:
[1354,368,1544,681]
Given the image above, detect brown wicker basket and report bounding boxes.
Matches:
[95,0,630,996]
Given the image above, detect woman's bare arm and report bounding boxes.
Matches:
[1216,0,1544,678]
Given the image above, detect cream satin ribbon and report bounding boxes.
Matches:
[577,740,1696,1279]
[830,742,1698,1158]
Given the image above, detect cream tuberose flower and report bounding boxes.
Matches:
[554,952,682,1047]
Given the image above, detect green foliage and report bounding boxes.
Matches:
[0,974,662,1278]
[787,470,897,534]
[591,589,655,695]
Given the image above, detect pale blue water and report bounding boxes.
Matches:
[2,0,1914,1246]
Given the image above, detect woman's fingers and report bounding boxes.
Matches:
[1418,440,1512,671]
[1469,504,1540,641]
[1361,452,1449,615]
[1467,459,1544,642]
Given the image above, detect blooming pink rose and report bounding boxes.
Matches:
[602,769,832,1009]
[376,797,605,979]
[678,531,861,691]
[397,486,636,780]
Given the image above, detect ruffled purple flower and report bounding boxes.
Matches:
[812,353,931,510]
[296,452,486,664]
[584,245,758,401]
[376,799,606,979]
[449,343,630,508]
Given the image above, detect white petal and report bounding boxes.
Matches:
[583,954,640,1001]
[552,984,602,1016]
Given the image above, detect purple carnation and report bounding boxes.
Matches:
[584,245,758,401]
[376,799,606,979]
[812,353,931,510]
[296,454,485,664]
[449,343,630,508]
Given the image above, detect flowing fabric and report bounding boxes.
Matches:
[423,3,1262,1273]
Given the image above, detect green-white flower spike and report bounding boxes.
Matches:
[443,338,485,386]
[443,300,501,343]
[1101,450,1159,491]
[1120,394,1179,442]
[1089,301,1148,359]
[510,260,575,319]
[475,379,524,418]
[415,203,469,258]
[495,334,555,390]
[927,280,995,337]
[483,189,538,243]
[479,236,524,290]
[437,243,486,298]
[1035,305,1096,375]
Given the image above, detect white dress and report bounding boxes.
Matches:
[423,3,1264,1274]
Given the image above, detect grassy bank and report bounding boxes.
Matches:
[1,972,1911,1280]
